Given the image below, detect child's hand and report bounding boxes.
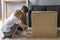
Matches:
[23,25,28,32]
[23,25,28,29]
[19,24,27,28]
[19,23,28,31]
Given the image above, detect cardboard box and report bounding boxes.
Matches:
[31,11,57,38]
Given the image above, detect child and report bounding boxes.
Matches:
[1,6,28,39]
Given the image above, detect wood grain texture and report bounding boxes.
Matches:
[31,11,57,38]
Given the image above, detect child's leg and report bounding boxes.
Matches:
[2,24,19,38]
[1,34,5,39]
[0,31,5,39]
[11,24,19,38]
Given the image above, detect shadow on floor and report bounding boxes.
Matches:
[57,30,60,37]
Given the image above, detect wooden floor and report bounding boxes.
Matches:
[5,30,60,40]
[5,38,60,40]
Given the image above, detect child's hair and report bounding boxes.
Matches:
[14,10,24,16]
[21,6,28,13]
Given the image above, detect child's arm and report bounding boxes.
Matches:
[18,20,28,28]
[18,22,28,30]
[18,20,28,31]
[19,23,27,28]
[18,23,28,32]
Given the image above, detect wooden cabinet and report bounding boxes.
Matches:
[32,11,57,38]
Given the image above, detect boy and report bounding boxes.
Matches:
[1,6,28,39]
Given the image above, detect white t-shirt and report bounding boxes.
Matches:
[2,13,21,32]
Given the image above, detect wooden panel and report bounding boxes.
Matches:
[26,0,29,7]
[4,0,26,2]
[6,12,12,18]
[32,11,57,38]
[2,2,7,23]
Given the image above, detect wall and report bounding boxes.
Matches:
[30,0,60,5]
[6,2,26,18]
[0,0,2,20]
[7,2,26,12]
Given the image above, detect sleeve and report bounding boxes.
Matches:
[14,19,22,24]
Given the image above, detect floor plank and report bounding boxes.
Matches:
[41,38,60,40]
